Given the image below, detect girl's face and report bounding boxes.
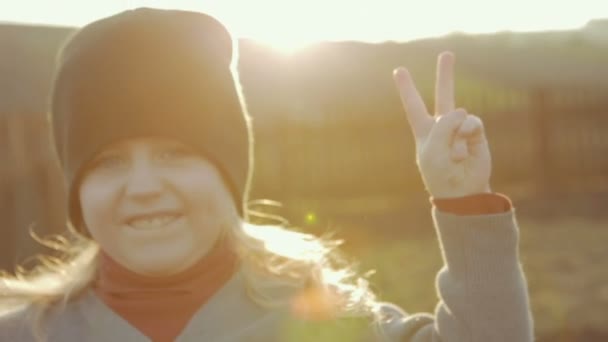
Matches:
[79,137,235,276]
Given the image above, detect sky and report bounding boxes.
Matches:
[1,0,607,52]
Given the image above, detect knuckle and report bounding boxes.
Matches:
[467,114,483,124]
[463,114,484,131]
[436,110,467,125]
[454,108,468,118]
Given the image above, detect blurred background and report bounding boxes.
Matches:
[1,1,607,341]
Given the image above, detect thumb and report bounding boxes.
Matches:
[427,109,468,147]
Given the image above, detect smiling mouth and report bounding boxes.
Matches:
[126,213,183,230]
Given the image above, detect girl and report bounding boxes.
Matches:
[0,7,533,342]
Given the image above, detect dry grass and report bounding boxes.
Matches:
[519,216,608,339]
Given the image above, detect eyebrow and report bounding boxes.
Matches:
[90,148,124,161]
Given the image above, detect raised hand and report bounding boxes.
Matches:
[393,52,492,198]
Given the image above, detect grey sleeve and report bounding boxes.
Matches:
[376,208,534,342]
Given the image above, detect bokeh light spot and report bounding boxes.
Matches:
[305,212,317,225]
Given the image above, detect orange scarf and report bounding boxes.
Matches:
[94,238,238,342]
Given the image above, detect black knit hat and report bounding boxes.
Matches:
[50,8,253,230]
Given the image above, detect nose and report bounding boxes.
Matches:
[123,159,163,204]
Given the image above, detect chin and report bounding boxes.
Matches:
[122,248,204,276]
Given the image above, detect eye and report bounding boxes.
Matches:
[156,146,195,162]
[90,153,128,170]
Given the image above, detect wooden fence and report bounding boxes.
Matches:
[0,113,66,271]
[255,88,608,203]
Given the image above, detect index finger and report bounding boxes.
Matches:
[393,67,431,137]
[435,51,455,116]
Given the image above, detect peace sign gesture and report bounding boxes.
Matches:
[393,52,492,198]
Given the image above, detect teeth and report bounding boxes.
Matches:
[128,215,177,229]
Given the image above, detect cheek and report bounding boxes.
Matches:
[174,167,234,215]
[79,177,120,233]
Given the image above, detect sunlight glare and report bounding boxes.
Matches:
[0,0,606,52]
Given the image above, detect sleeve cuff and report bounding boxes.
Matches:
[431,192,513,216]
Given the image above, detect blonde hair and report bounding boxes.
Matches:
[0,201,381,341]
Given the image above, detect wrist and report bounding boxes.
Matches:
[428,184,492,199]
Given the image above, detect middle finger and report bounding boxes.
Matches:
[435,51,455,116]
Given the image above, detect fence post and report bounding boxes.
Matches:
[0,115,16,271]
